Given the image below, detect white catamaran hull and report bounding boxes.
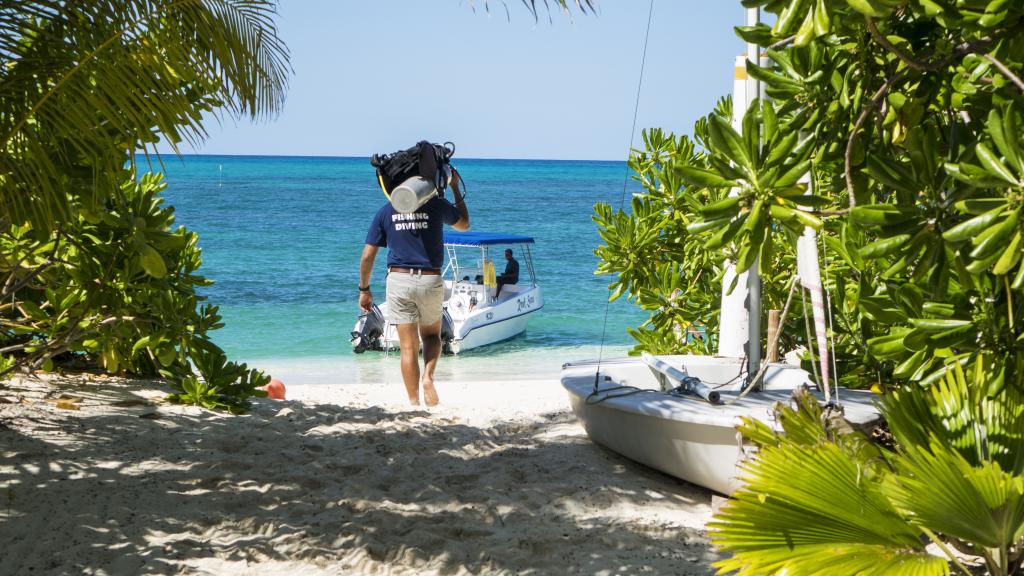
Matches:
[562,356,881,496]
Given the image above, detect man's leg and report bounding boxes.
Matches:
[419,319,442,406]
[395,322,422,405]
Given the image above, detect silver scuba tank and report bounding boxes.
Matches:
[390,165,452,214]
[390,176,438,213]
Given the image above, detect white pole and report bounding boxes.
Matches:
[745,7,762,378]
[716,55,751,358]
[717,8,762,361]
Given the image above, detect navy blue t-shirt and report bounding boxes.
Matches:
[503,258,520,282]
[365,197,461,269]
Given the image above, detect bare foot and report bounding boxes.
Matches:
[408,395,421,406]
[422,379,439,407]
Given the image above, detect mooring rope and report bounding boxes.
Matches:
[592,0,656,395]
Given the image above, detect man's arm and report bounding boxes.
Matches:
[449,168,470,231]
[358,244,379,312]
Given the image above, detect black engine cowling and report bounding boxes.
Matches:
[441,308,455,354]
[351,305,456,354]
[351,304,386,354]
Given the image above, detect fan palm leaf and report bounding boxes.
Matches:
[709,392,945,575]
[887,441,1024,552]
[882,363,1024,566]
[712,365,1024,575]
[0,0,290,229]
[882,360,1024,475]
[709,441,946,575]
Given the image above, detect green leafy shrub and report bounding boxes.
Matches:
[0,2,288,411]
[594,108,809,358]
[595,0,1024,573]
[167,338,269,414]
[0,172,269,410]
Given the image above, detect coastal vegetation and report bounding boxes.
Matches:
[595,0,1024,573]
[0,1,289,411]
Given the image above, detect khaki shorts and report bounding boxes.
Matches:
[386,273,443,325]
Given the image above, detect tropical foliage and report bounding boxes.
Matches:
[712,366,1024,575]
[594,126,723,355]
[594,100,811,359]
[0,1,289,410]
[594,0,1024,573]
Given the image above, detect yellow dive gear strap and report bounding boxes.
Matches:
[377,172,390,200]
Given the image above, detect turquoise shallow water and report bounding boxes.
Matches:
[157,155,644,384]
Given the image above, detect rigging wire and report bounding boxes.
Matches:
[591,0,655,396]
[800,285,824,393]
[810,161,840,404]
[819,224,841,405]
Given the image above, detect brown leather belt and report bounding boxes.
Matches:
[389,267,442,276]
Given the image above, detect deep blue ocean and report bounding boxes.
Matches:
[156,155,645,385]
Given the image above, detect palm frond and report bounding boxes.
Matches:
[471,0,597,23]
[708,442,930,553]
[710,391,944,576]
[886,440,1024,551]
[882,361,1024,475]
[710,440,947,575]
[0,0,290,229]
[880,362,1024,551]
[714,542,949,576]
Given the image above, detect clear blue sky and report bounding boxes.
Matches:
[180,1,746,161]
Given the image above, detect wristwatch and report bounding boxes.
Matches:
[358,285,371,292]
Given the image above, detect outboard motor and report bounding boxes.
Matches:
[351,304,386,353]
[441,308,455,355]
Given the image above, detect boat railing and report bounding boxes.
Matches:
[442,244,459,279]
[522,244,538,286]
[443,238,538,306]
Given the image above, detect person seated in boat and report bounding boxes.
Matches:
[494,249,519,298]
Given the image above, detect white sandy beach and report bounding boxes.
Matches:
[1,372,719,575]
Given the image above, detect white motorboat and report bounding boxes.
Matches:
[351,232,543,354]
[561,355,881,496]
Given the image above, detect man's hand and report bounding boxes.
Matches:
[359,244,379,310]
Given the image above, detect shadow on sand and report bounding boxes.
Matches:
[0,379,719,575]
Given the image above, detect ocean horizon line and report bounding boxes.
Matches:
[137,151,630,164]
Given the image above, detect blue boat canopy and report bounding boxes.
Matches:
[444,232,535,247]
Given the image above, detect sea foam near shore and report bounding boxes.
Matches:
[247,343,635,387]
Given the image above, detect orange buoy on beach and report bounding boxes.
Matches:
[265,379,286,400]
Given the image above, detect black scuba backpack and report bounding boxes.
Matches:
[370,141,454,198]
